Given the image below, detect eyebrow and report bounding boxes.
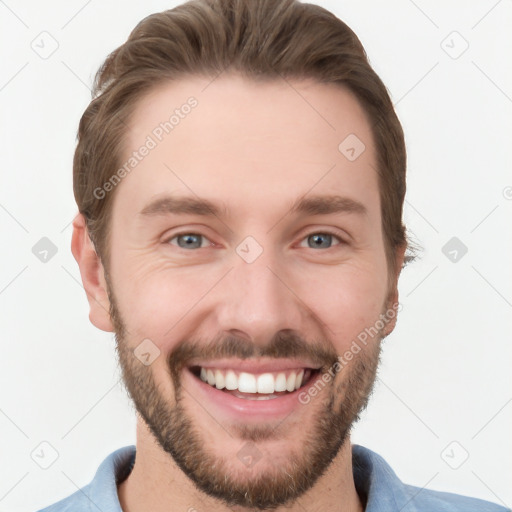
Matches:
[138,194,367,219]
[289,194,367,217]
[139,196,226,217]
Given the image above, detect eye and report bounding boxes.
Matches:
[166,232,212,250]
[165,230,346,251]
[298,231,345,250]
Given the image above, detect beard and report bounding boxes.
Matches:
[105,276,383,510]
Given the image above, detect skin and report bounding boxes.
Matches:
[72,74,406,512]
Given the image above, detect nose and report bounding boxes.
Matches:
[214,244,309,347]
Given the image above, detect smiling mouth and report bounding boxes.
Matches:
[189,366,320,400]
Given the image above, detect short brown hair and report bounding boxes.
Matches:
[73,0,412,274]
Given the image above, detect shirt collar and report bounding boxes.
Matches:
[92,443,417,511]
[353,444,419,512]
[89,444,135,511]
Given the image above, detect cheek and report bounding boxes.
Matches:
[301,261,388,348]
[111,257,220,343]
[110,235,390,354]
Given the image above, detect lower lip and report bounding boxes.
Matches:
[182,368,322,420]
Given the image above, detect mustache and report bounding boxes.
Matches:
[167,330,339,377]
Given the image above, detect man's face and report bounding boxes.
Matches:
[101,75,400,509]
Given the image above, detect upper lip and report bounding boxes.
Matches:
[188,358,322,374]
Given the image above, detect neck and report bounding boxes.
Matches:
[118,418,364,512]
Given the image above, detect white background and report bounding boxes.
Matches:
[1,1,511,511]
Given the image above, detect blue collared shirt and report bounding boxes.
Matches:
[36,444,509,511]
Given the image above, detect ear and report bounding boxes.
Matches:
[71,213,114,332]
[381,243,407,338]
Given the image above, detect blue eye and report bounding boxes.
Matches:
[168,233,211,249]
[300,232,343,249]
[166,231,345,251]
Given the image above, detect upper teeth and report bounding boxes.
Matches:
[198,368,306,394]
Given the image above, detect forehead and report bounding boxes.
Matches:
[115,74,378,220]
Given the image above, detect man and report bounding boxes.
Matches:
[37,0,507,510]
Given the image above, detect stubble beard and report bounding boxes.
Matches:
[106,278,382,510]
